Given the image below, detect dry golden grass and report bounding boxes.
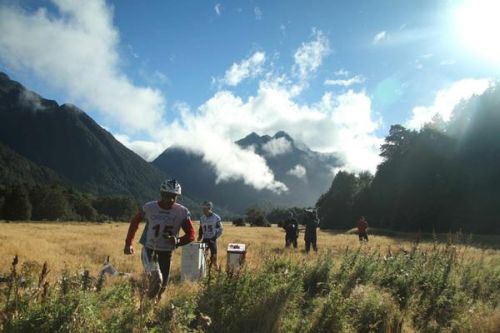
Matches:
[1,220,499,284]
[2,221,500,331]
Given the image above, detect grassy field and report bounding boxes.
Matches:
[1,221,499,332]
[2,221,498,277]
[0,221,435,276]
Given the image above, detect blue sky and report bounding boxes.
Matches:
[1,0,499,192]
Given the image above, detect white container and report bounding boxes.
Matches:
[227,243,246,272]
[181,242,206,282]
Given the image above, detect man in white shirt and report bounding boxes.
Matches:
[124,179,195,300]
[197,200,223,269]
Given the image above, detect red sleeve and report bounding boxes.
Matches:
[178,218,196,246]
[125,211,144,246]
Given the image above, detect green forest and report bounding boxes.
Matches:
[0,183,138,222]
[317,83,500,234]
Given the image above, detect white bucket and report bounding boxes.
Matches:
[181,242,207,282]
[227,243,246,272]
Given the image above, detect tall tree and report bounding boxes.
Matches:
[3,184,32,220]
[317,171,359,229]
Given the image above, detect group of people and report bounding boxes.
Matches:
[282,209,319,253]
[123,178,370,301]
[283,213,370,252]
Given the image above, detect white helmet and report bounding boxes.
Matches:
[160,179,182,195]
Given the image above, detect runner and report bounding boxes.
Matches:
[124,179,195,300]
[198,200,223,269]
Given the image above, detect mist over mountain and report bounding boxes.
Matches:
[153,130,340,212]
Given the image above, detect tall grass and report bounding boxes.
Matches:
[1,240,499,332]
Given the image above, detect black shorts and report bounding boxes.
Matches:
[202,238,218,255]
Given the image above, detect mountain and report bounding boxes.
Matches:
[0,72,187,205]
[0,141,62,187]
[153,131,340,212]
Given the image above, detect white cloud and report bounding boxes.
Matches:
[163,94,288,193]
[214,4,222,16]
[0,1,287,193]
[127,44,139,59]
[114,134,165,162]
[414,53,434,70]
[262,137,292,157]
[372,27,434,46]
[19,89,45,111]
[287,165,307,178]
[220,51,266,86]
[130,30,380,178]
[165,81,382,175]
[334,69,350,77]
[407,78,492,129]
[440,59,456,66]
[0,0,168,137]
[324,75,366,87]
[279,24,286,36]
[372,31,387,44]
[292,29,330,81]
[254,7,262,20]
[153,70,168,84]
[0,2,383,190]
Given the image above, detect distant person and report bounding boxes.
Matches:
[124,179,195,301]
[415,227,422,245]
[357,216,369,242]
[283,211,299,248]
[304,208,319,253]
[198,200,223,268]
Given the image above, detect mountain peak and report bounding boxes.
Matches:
[60,103,84,114]
[236,132,266,147]
[0,72,10,81]
[237,131,295,148]
[273,131,293,142]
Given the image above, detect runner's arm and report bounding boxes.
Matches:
[178,218,196,246]
[215,219,223,238]
[125,210,144,246]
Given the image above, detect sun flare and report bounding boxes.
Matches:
[455,0,500,63]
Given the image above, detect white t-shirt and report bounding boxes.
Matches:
[140,201,190,251]
[200,213,222,239]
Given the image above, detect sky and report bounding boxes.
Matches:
[1,0,499,192]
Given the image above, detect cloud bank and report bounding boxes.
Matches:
[407,79,492,129]
[293,29,330,81]
[0,1,384,192]
[219,51,266,87]
[0,0,168,137]
[262,137,292,157]
[324,74,366,87]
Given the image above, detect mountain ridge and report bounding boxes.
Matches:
[153,131,340,212]
[0,72,192,206]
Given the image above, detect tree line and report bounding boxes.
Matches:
[0,183,138,222]
[317,83,500,234]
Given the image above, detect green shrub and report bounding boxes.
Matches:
[347,284,402,333]
[2,243,499,333]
